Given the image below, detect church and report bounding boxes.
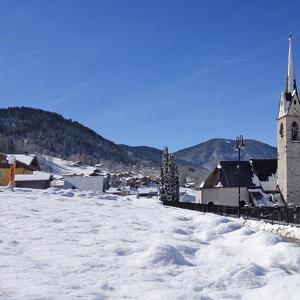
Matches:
[196,34,300,208]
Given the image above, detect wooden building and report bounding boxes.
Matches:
[15,172,52,189]
[0,153,40,186]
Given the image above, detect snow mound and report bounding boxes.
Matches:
[141,244,192,267]
[229,263,266,289]
[197,221,241,242]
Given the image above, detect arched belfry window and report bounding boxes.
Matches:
[280,123,284,138]
[292,121,299,141]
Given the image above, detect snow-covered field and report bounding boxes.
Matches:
[1,188,300,300]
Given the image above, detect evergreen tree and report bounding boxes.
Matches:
[169,154,180,202]
[159,146,169,202]
[164,168,173,201]
[160,147,180,202]
[103,173,111,192]
[110,174,121,188]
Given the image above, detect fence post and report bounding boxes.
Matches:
[271,209,273,225]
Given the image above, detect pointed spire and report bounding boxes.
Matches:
[286,33,297,93]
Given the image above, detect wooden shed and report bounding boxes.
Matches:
[15,172,52,189]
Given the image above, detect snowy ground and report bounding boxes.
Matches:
[1,189,300,299]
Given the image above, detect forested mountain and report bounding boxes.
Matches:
[0,107,137,166]
[0,107,277,180]
[119,145,163,165]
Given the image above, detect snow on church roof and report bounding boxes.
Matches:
[248,188,285,207]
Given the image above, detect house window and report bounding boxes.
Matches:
[279,123,284,138]
[0,170,3,178]
[292,121,299,141]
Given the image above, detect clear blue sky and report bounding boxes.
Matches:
[0,0,299,151]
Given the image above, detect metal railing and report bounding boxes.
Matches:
[162,201,300,226]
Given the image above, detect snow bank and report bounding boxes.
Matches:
[239,217,300,240]
[0,188,300,299]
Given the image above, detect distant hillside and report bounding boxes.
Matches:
[120,138,277,184]
[175,138,277,171]
[0,108,277,182]
[0,107,137,166]
[119,145,163,166]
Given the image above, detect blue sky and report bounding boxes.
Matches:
[0,0,299,151]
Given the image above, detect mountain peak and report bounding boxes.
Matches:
[175,138,276,170]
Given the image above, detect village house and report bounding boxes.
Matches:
[197,34,300,207]
[63,174,104,192]
[0,153,40,186]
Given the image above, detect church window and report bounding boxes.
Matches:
[279,123,284,138]
[292,121,299,141]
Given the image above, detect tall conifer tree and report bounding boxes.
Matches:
[160,147,180,202]
[169,154,180,202]
[159,146,169,202]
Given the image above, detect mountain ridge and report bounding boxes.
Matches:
[0,107,277,177]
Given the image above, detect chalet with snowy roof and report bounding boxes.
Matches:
[197,34,300,207]
[0,153,41,186]
[10,153,41,171]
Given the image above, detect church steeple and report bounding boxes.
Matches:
[286,33,297,93]
[277,33,300,207]
[278,34,299,118]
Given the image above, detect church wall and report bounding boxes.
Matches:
[277,114,300,206]
[196,187,249,206]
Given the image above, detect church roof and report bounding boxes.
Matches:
[201,159,277,192]
[250,159,277,182]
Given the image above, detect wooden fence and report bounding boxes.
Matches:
[162,201,300,226]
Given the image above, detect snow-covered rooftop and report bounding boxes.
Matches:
[9,154,36,166]
[15,171,52,182]
[248,188,285,207]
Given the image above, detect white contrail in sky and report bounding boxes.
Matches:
[165,33,300,91]
[49,80,95,105]
[165,58,251,91]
